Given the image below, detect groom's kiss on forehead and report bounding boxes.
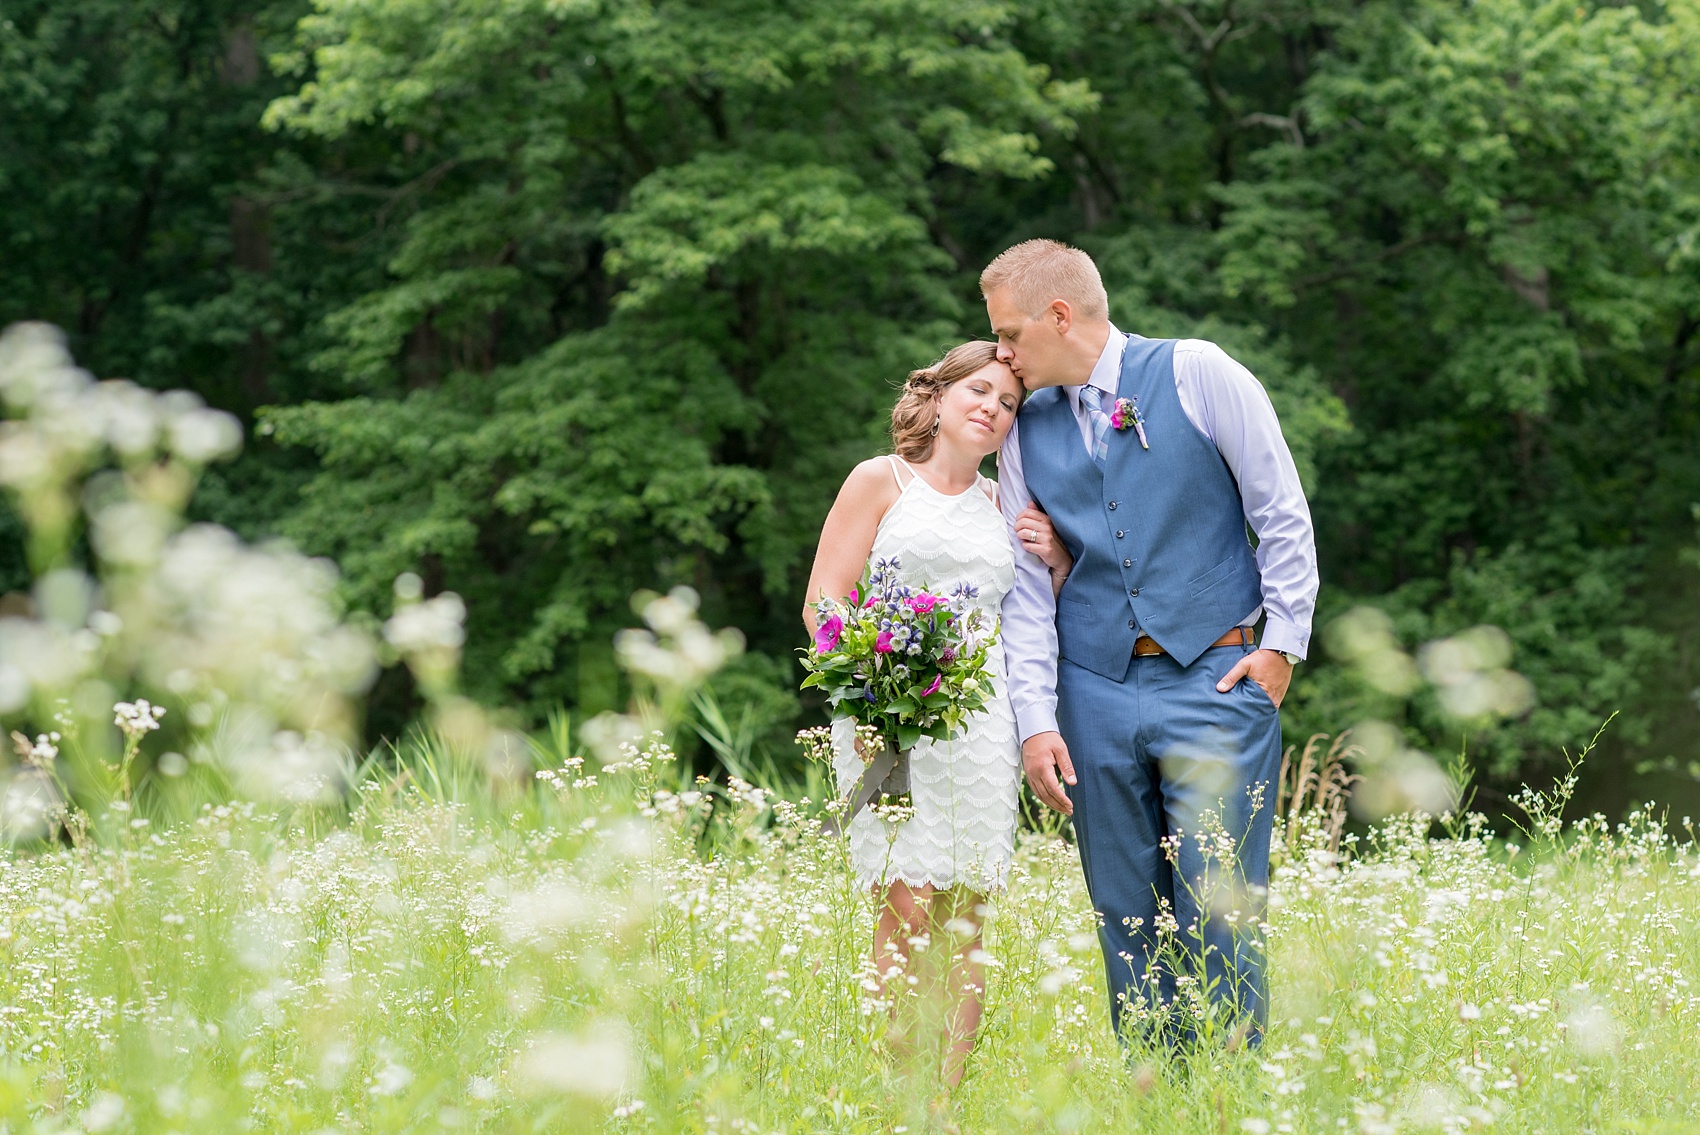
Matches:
[981,241,1113,392]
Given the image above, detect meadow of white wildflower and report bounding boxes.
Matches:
[3,323,1699,1134]
[0,727,1694,1134]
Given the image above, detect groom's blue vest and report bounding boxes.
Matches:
[1018,335,1262,678]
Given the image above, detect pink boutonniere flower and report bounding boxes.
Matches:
[1110,397,1150,449]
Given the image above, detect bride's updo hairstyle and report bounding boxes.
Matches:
[891,341,1003,462]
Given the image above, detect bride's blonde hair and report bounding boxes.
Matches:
[891,341,1003,462]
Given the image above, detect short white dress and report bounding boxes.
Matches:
[831,456,1022,893]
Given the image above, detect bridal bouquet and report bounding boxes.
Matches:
[800,557,999,830]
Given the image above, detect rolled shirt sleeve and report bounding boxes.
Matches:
[1173,340,1319,659]
[996,418,1062,742]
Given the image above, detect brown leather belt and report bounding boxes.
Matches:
[1134,627,1255,657]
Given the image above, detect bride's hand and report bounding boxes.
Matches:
[1014,503,1072,589]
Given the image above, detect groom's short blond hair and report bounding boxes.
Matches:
[980,239,1108,321]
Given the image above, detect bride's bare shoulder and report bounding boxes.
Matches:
[843,455,902,493]
[827,456,902,518]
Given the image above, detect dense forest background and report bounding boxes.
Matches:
[4,0,1699,807]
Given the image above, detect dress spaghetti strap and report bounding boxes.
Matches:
[978,474,998,509]
[887,454,917,489]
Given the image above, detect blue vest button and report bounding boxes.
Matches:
[1115,530,1125,538]
[1126,619,1136,630]
[1129,588,1140,597]
[1122,558,1132,568]
[1107,500,1118,510]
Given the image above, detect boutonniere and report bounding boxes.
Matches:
[1111,397,1149,449]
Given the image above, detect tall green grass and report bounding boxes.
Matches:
[0,728,1694,1134]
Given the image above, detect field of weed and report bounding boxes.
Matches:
[0,726,1694,1135]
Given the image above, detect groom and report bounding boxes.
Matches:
[986,239,1317,1043]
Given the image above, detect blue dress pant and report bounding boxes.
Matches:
[1058,643,1282,1043]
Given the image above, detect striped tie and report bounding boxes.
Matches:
[1078,384,1111,468]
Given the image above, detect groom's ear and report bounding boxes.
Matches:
[1047,299,1073,336]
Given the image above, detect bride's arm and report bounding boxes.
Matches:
[1013,504,1073,598]
[802,459,899,635]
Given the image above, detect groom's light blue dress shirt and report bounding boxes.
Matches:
[997,326,1319,742]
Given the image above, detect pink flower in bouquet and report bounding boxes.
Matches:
[909,593,940,614]
[875,631,895,654]
[849,586,860,606]
[922,673,942,697]
[814,614,844,653]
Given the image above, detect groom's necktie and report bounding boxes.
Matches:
[1077,384,1111,468]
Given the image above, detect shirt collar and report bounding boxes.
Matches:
[1064,324,1125,413]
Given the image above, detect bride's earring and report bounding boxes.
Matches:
[930,414,940,437]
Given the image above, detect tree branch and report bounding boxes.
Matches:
[373,159,461,231]
[1240,110,1304,148]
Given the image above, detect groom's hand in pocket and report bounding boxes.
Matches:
[1216,648,1293,707]
[1022,732,1076,815]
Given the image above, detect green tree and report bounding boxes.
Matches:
[1208,0,1700,772]
[9,0,1698,786]
[257,0,1096,734]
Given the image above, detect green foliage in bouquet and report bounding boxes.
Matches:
[799,557,998,753]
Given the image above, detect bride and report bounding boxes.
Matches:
[802,341,1070,1085]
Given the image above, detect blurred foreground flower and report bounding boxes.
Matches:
[1348,720,1459,820]
[517,1022,633,1098]
[0,322,378,822]
[572,587,744,765]
[1564,995,1623,1058]
[616,587,744,699]
[1324,607,1419,697]
[1418,625,1535,723]
[384,572,466,700]
[0,323,239,572]
[1326,607,1534,821]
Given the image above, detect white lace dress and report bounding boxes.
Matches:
[831,456,1022,893]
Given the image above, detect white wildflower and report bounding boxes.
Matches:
[166,401,243,463]
[384,591,467,653]
[114,698,166,738]
[369,1059,414,1097]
